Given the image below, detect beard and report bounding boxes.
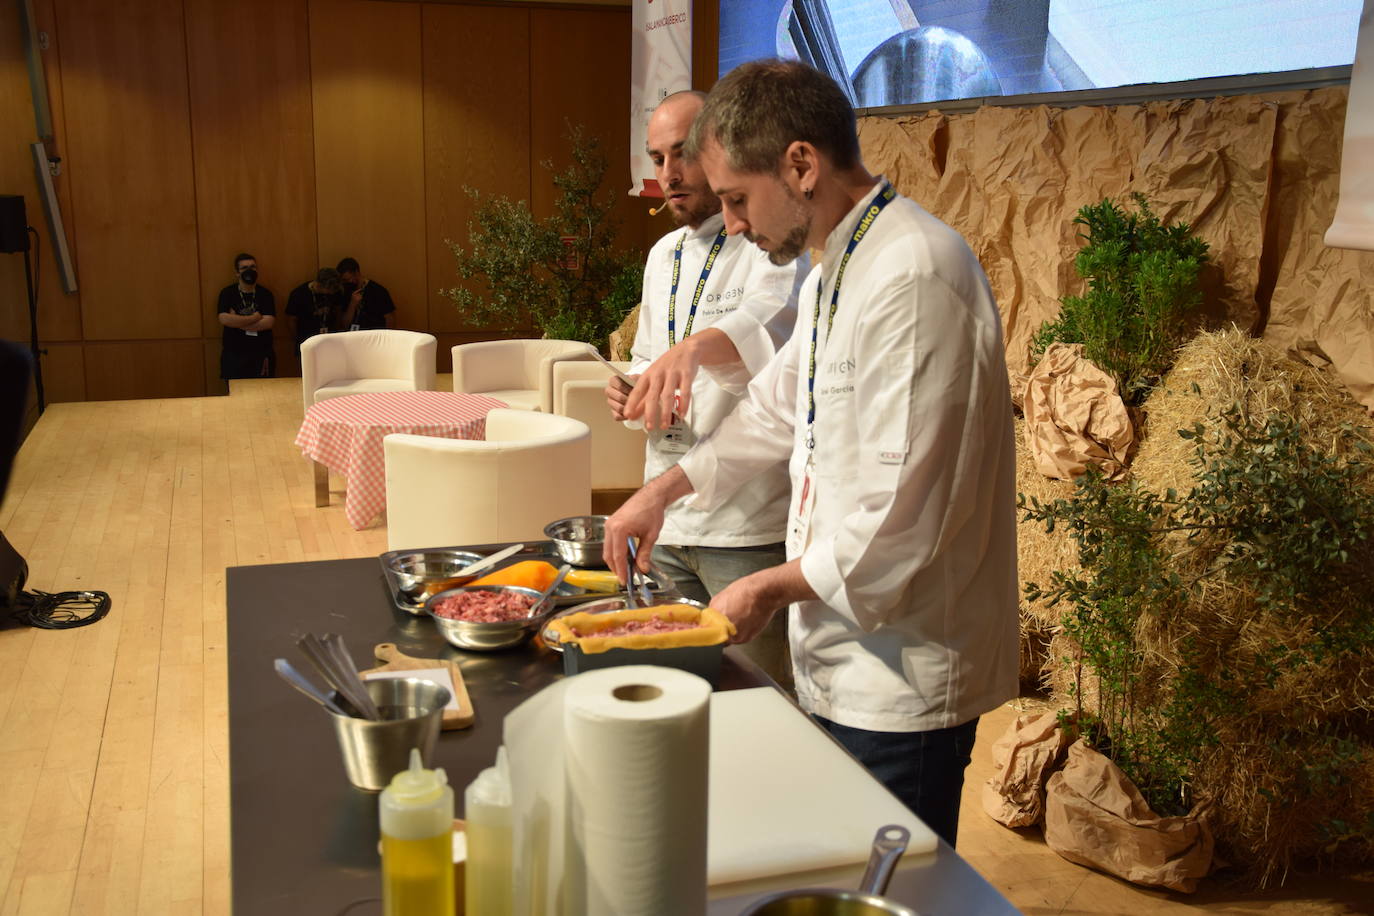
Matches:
[669,186,723,229]
[749,181,811,265]
[759,224,809,266]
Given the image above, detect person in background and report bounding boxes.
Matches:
[605,60,1019,847]
[287,267,345,351]
[337,257,395,330]
[606,89,807,690]
[217,252,276,379]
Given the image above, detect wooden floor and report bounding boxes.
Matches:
[0,378,1369,915]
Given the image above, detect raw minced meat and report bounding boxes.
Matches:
[575,614,704,638]
[432,590,536,622]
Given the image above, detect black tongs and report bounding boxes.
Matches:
[624,537,653,609]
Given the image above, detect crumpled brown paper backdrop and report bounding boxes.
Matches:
[1023,344,1135,480]
[982,709,1074,828]
[859,87,1374,415]
[1045,739,1214,893]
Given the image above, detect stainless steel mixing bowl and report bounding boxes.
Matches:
[543,515,608,567]
[426,584,552,651]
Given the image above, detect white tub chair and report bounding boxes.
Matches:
[301,329,437,410]
[383,408,591,551]
[450,339,595,412]
[551,360,646,491]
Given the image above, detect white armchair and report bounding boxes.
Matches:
[551,360,646,491]
[450,339,596,412]
[301,330,437,410]
[383,408,592,551]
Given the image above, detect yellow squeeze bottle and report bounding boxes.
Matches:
[380,749,455,916]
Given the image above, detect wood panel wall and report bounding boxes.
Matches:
[422,3,531,342]
[58,0,201,348]
[0,0,641,402]
[312,0,427,338]
[186,0,318,386]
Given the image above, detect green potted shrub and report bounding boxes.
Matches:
[1031,194,1210,406]
[443,125,642,351]
[1018,404,1374,888]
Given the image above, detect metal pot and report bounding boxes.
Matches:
[851,26,1002,107]
[739,825,919,916]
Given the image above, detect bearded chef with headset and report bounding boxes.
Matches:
[608,89,807,688]
[606,61,1018,848]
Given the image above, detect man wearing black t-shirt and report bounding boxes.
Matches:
[337,257,396,331]
[286,268,346,350]
[217,252,276,379]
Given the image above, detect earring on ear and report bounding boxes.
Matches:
[803,187,813,201]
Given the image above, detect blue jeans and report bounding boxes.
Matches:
[815,715,980,848]
[651,542,792,691]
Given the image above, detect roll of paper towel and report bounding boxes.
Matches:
[504,665,712,916]
[564,666,711,915]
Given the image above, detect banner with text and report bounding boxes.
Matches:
[631,0,692,196]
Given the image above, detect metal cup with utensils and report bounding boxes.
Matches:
[327,676,450,791]
[739,824,918,916]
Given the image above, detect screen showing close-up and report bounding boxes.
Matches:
[718,0,1363,107]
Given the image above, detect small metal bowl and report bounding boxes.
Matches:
[425,585,552,651]
[543,515,608,567]
[386,549,484,613]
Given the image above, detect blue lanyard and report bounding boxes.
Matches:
[805,183,897,453]
[668,228,728,347]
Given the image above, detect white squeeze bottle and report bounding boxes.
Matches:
[464,747,513,915]
[380,748,455,916]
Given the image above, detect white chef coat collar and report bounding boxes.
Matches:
[819,178,890,270]
[683,210,726,241]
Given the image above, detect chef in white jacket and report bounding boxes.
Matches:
[607,90,806,687]
[605,61,1018,847]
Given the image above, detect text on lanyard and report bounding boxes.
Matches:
[668,227,729,347]
[805,183,897,453]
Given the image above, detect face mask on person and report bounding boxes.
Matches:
[239,268,258,285]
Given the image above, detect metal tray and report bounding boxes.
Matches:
[538,595,710,655]
[378,540,679,616]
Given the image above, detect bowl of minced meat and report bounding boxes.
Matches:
[425,584,550,650]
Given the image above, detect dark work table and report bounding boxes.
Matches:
[227,555,1018,915]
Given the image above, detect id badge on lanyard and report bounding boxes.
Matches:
[650,394,697,460]
[789,183,895,558]
[651,416,697,458]
[786,454,817,556]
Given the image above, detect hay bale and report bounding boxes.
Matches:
[1013,415,1078,691]
[608,302,640,361]
[1132,327,1374,496]
[1035,326,1374,885]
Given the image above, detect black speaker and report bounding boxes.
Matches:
[0,196,29,254]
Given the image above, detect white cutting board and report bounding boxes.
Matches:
[707,687,939,896]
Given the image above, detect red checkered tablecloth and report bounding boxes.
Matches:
[295,391,507,529]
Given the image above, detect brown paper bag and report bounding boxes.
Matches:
[982,710,1074,828]
[1023,343,1135,480]
[1044,739,1213,893]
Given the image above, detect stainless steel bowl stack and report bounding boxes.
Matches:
[385,549,484,613]
[425,584,553,651]
[543,515,608,567]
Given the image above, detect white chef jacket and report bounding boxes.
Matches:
[630,212,806,547]
[678,182,1019,732]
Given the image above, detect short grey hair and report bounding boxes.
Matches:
[685,59,860,174]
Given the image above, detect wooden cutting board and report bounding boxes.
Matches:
[360,643,475,730]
